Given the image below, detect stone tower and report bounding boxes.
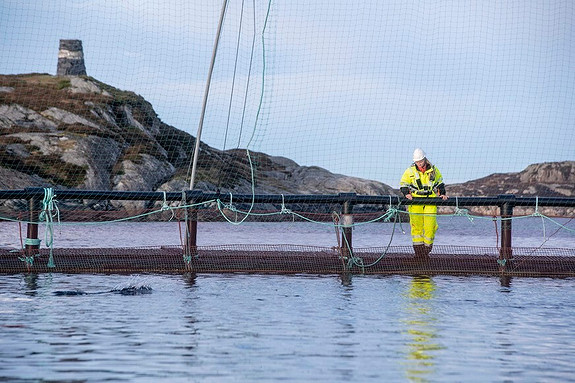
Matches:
[57,39,87,76]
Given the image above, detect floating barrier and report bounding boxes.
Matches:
[1,188,575,277]
[1,245,575,277]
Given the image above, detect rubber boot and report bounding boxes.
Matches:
[423,244,433,258]
[413,244,426,258]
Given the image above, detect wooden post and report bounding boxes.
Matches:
[183,191,199,269]
[186,206,198,254]
[340,194,355,263]
[498,195,515,271]
[25,191,42,268]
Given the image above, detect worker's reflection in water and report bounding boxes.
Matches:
[402,276,443,382]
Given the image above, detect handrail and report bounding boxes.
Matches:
[2,187,575,207]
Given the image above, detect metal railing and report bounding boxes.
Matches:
[2,187,575,270]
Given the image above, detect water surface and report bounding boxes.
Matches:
[1,216,574,381]
[1,273,575,382]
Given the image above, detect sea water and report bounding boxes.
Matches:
[1,273,575,382]
[1,217,575,382]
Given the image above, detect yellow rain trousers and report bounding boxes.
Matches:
[408,204,438,246]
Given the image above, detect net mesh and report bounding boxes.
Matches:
[2,244,575,277]
[1,1,574,275]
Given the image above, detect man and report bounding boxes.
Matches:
[400,148,448,258]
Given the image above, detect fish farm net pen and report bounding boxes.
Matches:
[1,188,574,277]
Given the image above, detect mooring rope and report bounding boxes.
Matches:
[38,187,59,268]
[453,196,474,221]
[343,204,403,272]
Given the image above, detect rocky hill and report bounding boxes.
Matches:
[448,162,575,198]
[446,162,575,216]
[1,74,573,216]
[0,74,395,213]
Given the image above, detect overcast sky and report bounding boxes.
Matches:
[1,0,573,186]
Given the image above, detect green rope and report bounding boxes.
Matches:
[21,238,41,268]
[24,238,41,246]
[280,194,292,215]
[18,255,36,267]
[344,207,402,271]
[39,188,59,268]
[453,197,474,222]
[183,254,192,267]
[246,0,273,148]
[160,191,176,220]
[347,255,365,274]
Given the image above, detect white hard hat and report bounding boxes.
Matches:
[413,148,426,162]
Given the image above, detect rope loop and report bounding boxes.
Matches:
[454,196,474,221]
[24,238,41,246]
[531,196,545,218]
[380,196,401,222]
[161,191,169,211]
[39,188,58,268]
[347,256,366,274]
[18,255,36,267]
[382,207,399,222]
[39,187,60,223]
[183,254,192,267]
[221,192,235,211]
[160,191,176,221]
[280,194,292,214]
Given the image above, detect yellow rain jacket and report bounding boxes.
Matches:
[400,162,446,246]
[400,163,445,198]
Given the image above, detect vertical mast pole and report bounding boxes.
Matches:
[189,0,229,190]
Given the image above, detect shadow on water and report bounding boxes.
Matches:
[339,272,353,287]
[500,275,513,289]
[183,272,197,288]
[402,276,443,383]
[23,273,39,296]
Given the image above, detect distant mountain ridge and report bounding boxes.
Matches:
[1,73,573,215]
